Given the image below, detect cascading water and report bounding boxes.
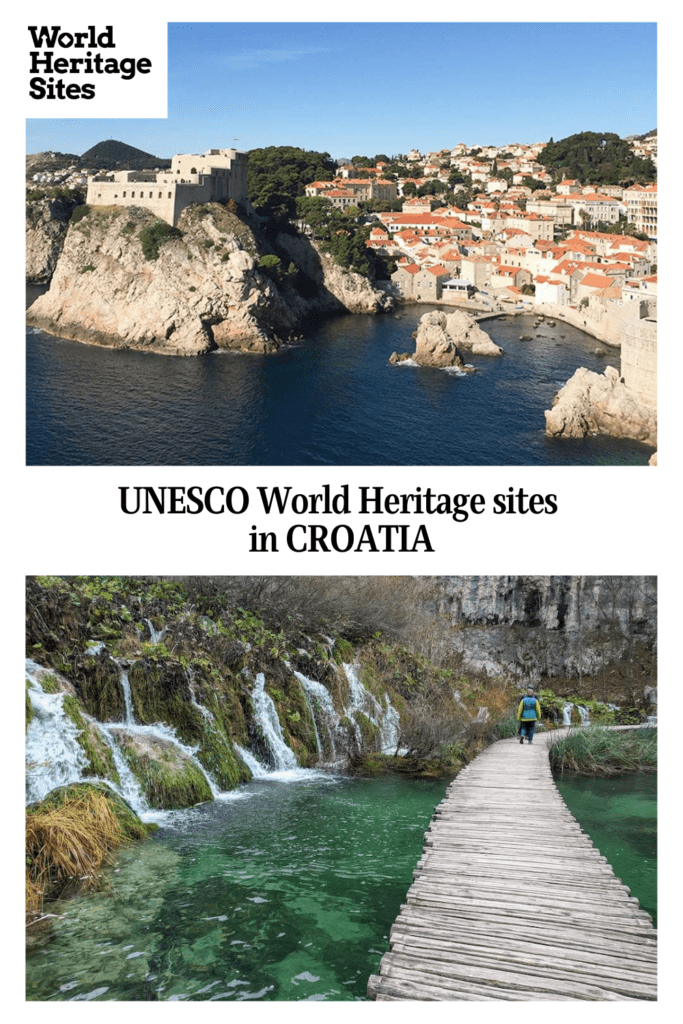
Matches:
[577,705,590,726]
[26,661,90,804]
[562,703,574,725]
[292,669,344,763]
[118,665,135,725]
[250,673,299,771]
[342,664,403,755]
[145,619,167,644]
[234,744,271,778]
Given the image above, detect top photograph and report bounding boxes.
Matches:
[26,21,657,466]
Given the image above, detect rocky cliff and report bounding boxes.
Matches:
[433,575,657,702]
[26,193,84,283]
[26,203,392,356]
[544,365,657,446]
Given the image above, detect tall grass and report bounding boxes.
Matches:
[548,727,657,776]
[26,785,151,921]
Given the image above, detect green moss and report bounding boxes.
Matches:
[26,685,33,733]
[128,661,208,744]
[356,712,380,747]
[117,741,212,809]
[333,638,355,663]
[195,721,251,789]
[37,673,59,694]
[62,696,120,783]
[350,754,457,778]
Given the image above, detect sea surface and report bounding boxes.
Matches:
[26,299,652,465]
[25,772,449,1002]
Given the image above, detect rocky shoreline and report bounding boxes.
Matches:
[26,202,393,357]
[544,364,657,448]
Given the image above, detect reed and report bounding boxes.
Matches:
[548,726,657,775]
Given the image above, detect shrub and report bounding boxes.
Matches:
[70,204,90,224]
[138,219,181,260]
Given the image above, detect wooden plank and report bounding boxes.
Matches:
[368,727,657,1000]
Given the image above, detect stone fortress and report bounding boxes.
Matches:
[86,148,248,226]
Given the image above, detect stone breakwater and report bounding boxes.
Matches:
[390,309,503,368]
[26,203,392,356]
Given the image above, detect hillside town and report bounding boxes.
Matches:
[304,137,657,322]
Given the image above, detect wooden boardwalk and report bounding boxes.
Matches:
[368,729,657,1000]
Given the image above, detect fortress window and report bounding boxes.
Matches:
[123,191,127,197]
[191,167,197,174]
[158,192,162,198]
[131,191,135,198]
[168,192,172,198]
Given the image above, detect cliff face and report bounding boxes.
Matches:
[26,194,83,283]
[26,203,392,356]
[433,575,656,697]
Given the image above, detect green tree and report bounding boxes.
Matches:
[247,146,336,220]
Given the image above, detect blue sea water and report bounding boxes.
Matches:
[26,304,652,466]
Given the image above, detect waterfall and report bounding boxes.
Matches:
[250,673,298,771]
[97,727,150,816]
[118,666,135,725]
[26,662,90,804]
[577,705,590,726]
[234,744,271,778]
[379,696,401,755]
[186,667,215,722]
[343,664,403,755]
[292,669,344,763]
[145,619,166,644]
[562,703,573,725]
[26,655,221,813]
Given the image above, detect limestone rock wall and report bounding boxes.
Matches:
[26,195,83,283]
[26,204,392,355]
[433,575,656,687]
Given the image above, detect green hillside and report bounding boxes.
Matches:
[539,131,656,185]
[80,139,170,170]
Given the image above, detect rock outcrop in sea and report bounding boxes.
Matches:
[390,309,503,367]
[544,365,657,446]
[26,203,392,356]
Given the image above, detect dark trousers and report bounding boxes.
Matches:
[520,720,536,743]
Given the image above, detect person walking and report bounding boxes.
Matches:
[517,687,541,744]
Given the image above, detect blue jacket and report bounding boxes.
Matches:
[517,696,541,721]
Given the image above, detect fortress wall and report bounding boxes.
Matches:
[85,180,176,224]
[172,180,215,224]
[621,314,657,407]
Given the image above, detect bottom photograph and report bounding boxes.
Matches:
[25,575,657,1001]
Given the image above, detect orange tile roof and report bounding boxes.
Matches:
[580,273,616,289]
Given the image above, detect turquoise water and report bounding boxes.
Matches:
[555,773,657,926]
[26,771,449,1001]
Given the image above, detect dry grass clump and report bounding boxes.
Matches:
[26,786,149,921]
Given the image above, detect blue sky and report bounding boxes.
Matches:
[27,22,657,159]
